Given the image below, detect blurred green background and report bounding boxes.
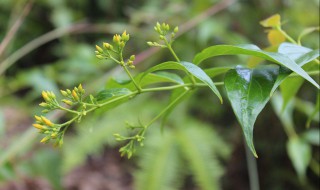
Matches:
[0,0,319,189]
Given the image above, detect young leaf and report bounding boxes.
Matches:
[224,65,279,157]
[302,129,320,146]
[193,44,319,89]
[140,71,184,87]
[259,14,281,27]
[95,88,132,101]
[204,66,232,78]
[306,92,320,127]
[287,137,312,181]
[140,61,222,102]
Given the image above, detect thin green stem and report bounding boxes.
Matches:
[276,26,297,44]
[167,43,180,62]
[60,115,80,127]
[57,105,80,115]
[244,141,260,190]
[145,89,190,128]
[123,65,142,92]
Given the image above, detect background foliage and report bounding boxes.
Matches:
[0,0,319,189]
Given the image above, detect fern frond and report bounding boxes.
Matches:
[177,120,228,190]
[134,129,182,190]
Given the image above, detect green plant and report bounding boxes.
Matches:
[33,15,319,179]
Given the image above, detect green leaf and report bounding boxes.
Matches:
[278,42,312,60]
[302,129,320,146]
[193,44,319,89]
[271,92,296,136]
[140,71,184,87]
[306,92,320,127]
[287,137,312,180]
[140,61,222,102]
[270,47,319,95]
[272,44,319,109]
[224,65,279,157]
[140,61,188,78]
[95,88,132,101]
[204,66,232,78]
[180,61,222,103]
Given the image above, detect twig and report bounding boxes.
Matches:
[0,0,33,57]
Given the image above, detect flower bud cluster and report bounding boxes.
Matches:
[39,91,59,113]
[95,31,136,69]
[33,115,62,146]
[147,22,179,47]
[113,123,145,159]
[60,84,85,105]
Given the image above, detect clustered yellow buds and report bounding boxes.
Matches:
[39,91,59,113]
[148,22,179,48]
[94,30,136,69]
[34,84,87,147]
[33,115,62,146]
[60,84,85,104]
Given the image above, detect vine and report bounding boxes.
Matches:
[33,15,319,161]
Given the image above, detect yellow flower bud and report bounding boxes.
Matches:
[42,91,49,101]
[96,55,104,59]
[40,136,50,143]
[103,42,111,49]
[72,90,79,101]
[78,84,84,93]
[39,102,48,107]
[62,99,73,106]
[60,90,68,97]
[119,42,125,48]
[33,123,45,130]
[34,115,42,122]
[41,116,54,127]
[95,45,103,53]
[51,133,58,138]
[113,34,121,43]
[49,91,56,99]
[174,26,178,33]
[122,30,130,41]
[129,55,135,61]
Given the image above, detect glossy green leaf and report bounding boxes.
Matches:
[95,88,132,101]
[193,44,319,89]
[287,137,312,180]
[224,65,279,157]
